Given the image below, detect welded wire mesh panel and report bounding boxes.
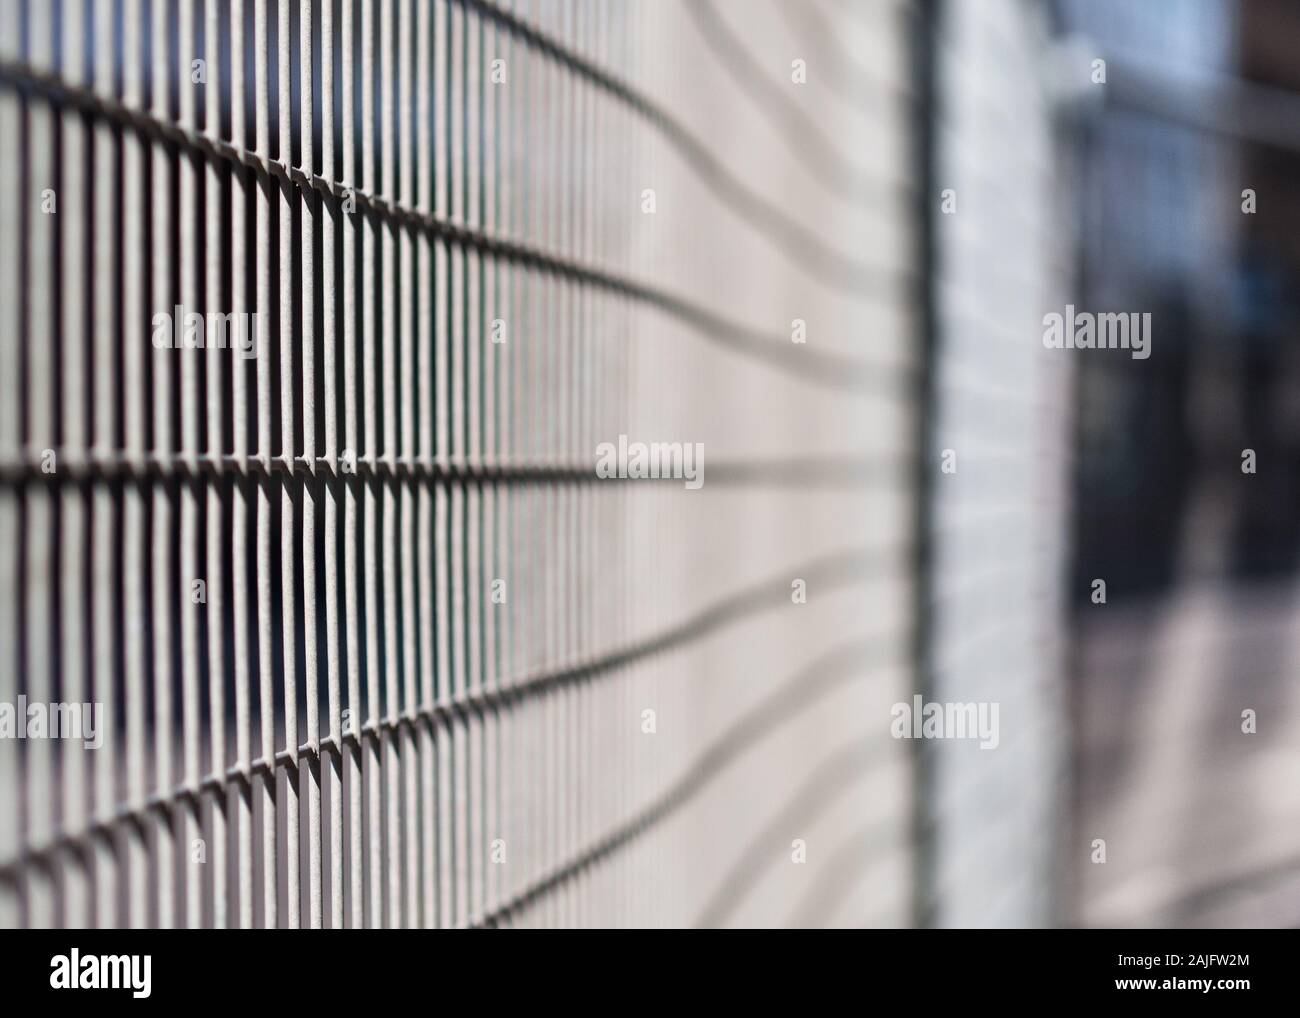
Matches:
[0,0,917,928]
[924,0,1072,928]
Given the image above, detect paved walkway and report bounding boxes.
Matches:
[1071,578,1300,926]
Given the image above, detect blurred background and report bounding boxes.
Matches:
[1059,0,1300,928]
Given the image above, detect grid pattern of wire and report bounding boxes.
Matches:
[0,0,917,928]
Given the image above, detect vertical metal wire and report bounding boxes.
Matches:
[203,0,229,930]
[397,0,421,932]
[253,0,277,929]
[911,0,941,929]
[321,0,346,933]
[300,0,323,932]
[494,0,512,928]
[433,0,454,932]
[89,0,120,930]
[23,0,55,931]
[148,0,176,932]
[59,0,90,929]
[447,0,468,930]
[231,0,257,933]
[0,0,16,933]
[276,0,301,931]
[359,0,383,931]
[464,1,484,927]
[377,0,401,930]
[480,0,500,925]
[415,0,437,932]
[24,0,50,927]
[121,0,149,931]
[178,0,203,931]
[341,0,365,932]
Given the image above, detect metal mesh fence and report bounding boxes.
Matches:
[0,0,920,928]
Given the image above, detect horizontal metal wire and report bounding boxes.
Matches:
[0,449,911,489]
[475,634,905,927]
[775,0,919,110]
[0,540,907,884]
[694,738,906,928]
[0,57,913,395]
[458,0,915,296]
[686,0,912,207]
